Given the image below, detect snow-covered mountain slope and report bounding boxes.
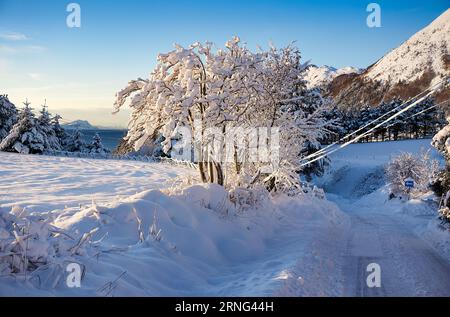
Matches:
[329,9,450,109]
[365,8,449,86]
[302,65,360,90]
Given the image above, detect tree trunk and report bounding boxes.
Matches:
[198,162,208,183]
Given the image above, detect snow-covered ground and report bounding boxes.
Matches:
[0,138,449,296]
[0,152,197,213]
[0,151,348,296]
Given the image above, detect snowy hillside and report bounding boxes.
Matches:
[328,9,450,108]
[365,8,449,86]
[303,65,360,90]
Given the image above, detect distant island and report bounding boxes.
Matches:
[63,120,98,130]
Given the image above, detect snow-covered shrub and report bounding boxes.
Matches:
[0,94,18,141]
[432,116,450,161]
[228,186,271,213]
[440,207,450,223]
[385,151,438,197]
[113,38,333,194]
[0,206,78,276]
[180,184,234,215]
[432,117,450,195]
[432,116,450,222]
[261,161,304,196]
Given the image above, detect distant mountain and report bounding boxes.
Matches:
[327,8,450,110]
[63,120,98,130]
[302,65,361,90]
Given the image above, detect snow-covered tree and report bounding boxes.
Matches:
[431,114,450,217]
[432,116,450,161]
[52,114,69,149]
[114,38,333,192]
[0,101,48,154]
[88,133,109,154]
[432,116,450,202]
[385,151,438,197]
[37,105,62,151]
[65,129,88,153]
[0,94,18,141]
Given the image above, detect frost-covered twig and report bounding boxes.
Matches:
[148,211,162,242]
[132,208,145,243]
[68,227,99,256]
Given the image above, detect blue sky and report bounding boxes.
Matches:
[0,0,448,127]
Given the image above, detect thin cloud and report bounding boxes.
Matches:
[0,44,46,54]
[0,58,10,71]
[0,45,16,54]
[0,32,28,41]
[24,45,46,52]
[28,73,43,81]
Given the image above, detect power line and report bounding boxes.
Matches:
[300,79,448,167]
[301,78,447,162]
[358,99,449,138]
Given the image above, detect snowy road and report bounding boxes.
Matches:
[317,139,450,296]
[339,202,450,296]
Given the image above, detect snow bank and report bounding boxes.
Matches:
[0,181,347,296]
[54,184,278,265]
[422,219,450,259]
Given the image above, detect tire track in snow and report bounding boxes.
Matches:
[340,204,450,296]
[342,214,386,296]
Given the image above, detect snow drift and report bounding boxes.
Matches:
[0,179,348,296]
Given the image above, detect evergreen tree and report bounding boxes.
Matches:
[0,101,47,154]
[37,105,62,151]
[66,129,88,153]
[0,94,18,141]
[88,133,109,154]
[52,114,69,149]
